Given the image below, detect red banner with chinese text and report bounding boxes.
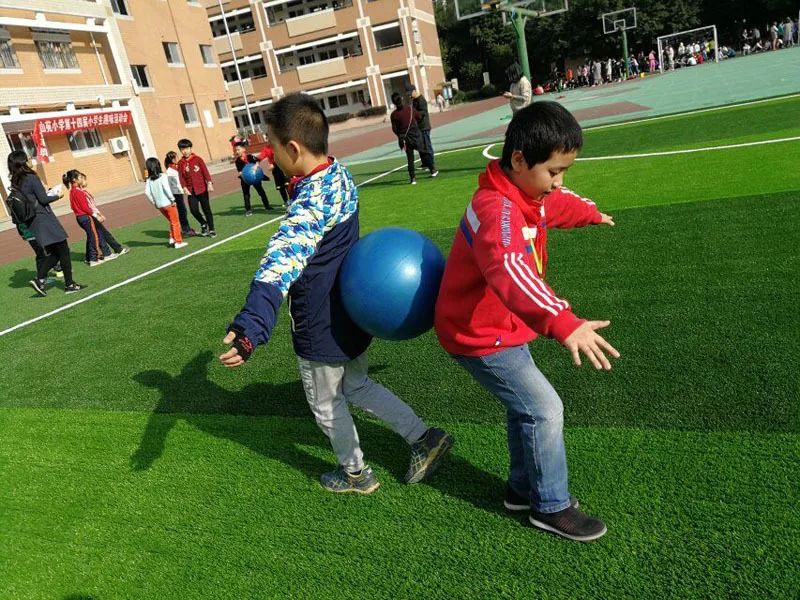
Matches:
[32,110,133,163]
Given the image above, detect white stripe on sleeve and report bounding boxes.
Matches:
[512,253,569,311]
[503,254,559,316]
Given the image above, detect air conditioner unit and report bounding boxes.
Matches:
[109,136,129,154]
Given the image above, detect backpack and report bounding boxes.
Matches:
[5,186,37,226]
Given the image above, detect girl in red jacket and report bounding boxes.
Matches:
[434,102,618,542]
[65,169,106,266]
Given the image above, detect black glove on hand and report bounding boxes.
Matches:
[227,325,255,362]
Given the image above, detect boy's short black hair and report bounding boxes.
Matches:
[264,93,328,155]
[233,141,246,148]
[177,138,193,149]
[500,101,583,169]
[391,92,403,109]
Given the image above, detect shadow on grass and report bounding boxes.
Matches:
[131,351,506,517]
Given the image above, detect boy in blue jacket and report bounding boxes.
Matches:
[219,94,453,493]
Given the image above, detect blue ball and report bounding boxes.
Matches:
[340,227,446,341]
[241,163,265,185]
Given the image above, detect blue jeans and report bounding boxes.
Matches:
[453,345,570,513]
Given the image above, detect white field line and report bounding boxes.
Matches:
[481,135,800,161]
[4,119,799,338]
[0,146,499,339]
[583,93,800,132]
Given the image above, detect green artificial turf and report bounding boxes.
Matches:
[1,97,799,600]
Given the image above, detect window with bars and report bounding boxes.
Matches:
[214,100,230,120]
[200,44,215,65]
[180,103,199,124]
[67,129,104,152]
[7,132,36,157]
[163,42,183,65]
[0,30,19,69]
[36,40,79,70]
[130,64,151,88]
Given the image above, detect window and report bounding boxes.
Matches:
[210,11,256,37]
[214,100,230,120]
[222,60,267,82]
[351,89,366,105]
[36,39,79,70]
[374,23,404,51]
[180,103,199,124]
[163,42,183,65]
[327,94,348,109]
[67,129,103,152]
[7,132,36,157]
[130,64,151,88]
[200,44,215,65]
[0,29,19,69]
[110,0,129,15]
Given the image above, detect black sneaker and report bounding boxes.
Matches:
[200,225,209,237]
[528,505,607,542]
[64,283,88,294]
[30,278,47,297]
[208,230,217,238]
[504,484,579,511]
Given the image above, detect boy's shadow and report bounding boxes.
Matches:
[10,268,35,289]
[124,230,171,247]
[131,351,506,517]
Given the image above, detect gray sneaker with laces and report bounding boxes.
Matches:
[320,466,380,494]
[404,427,454,484]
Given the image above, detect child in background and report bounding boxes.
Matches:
[233,141,272,215]
[79,172,129,260]
[165,150,195,236]
[435,102,618,542]
[177,138,216,237]
[144,157,187,249]
[219,93,453,494]
[65,169,106,266]
[255,136,290,207]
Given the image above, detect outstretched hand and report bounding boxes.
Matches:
[599,213,615,226]
[562,321,620,370]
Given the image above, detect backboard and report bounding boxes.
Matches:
[602,7,637,34]
[454,0,568,22]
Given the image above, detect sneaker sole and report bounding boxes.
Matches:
[29,281,46,297]
[64,288,86,295]
[528,515,606,542]
[406,434,454,484]
[322,480,380,495]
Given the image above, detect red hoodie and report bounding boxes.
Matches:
[434,160,603,357]
[177,153,212,194]
[69,187,95,218]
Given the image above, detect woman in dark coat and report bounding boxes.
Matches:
[390,92,436,185]
[7,150,86,296]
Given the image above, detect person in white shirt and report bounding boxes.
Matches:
[144,157,187,249]
[164,150,195,236]
[503,63,532,114]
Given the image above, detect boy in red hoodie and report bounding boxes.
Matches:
[177,138,216,237]
[434,102,619,542]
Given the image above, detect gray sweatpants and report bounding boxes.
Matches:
[297,352,428,473]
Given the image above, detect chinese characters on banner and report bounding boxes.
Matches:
[32,110,133,163]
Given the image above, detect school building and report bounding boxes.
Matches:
[0,0,234,212]
[203,0,445,130]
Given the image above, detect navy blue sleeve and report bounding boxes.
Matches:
[229,280,283,347]
[24,175,59,205]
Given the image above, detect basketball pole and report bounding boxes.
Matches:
[510,11,531,80]
[621,27,630,77]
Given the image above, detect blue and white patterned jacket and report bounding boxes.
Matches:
[231,159,371,362]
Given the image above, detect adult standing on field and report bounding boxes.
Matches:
[406,84,436,168]
[6,150,86,296]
